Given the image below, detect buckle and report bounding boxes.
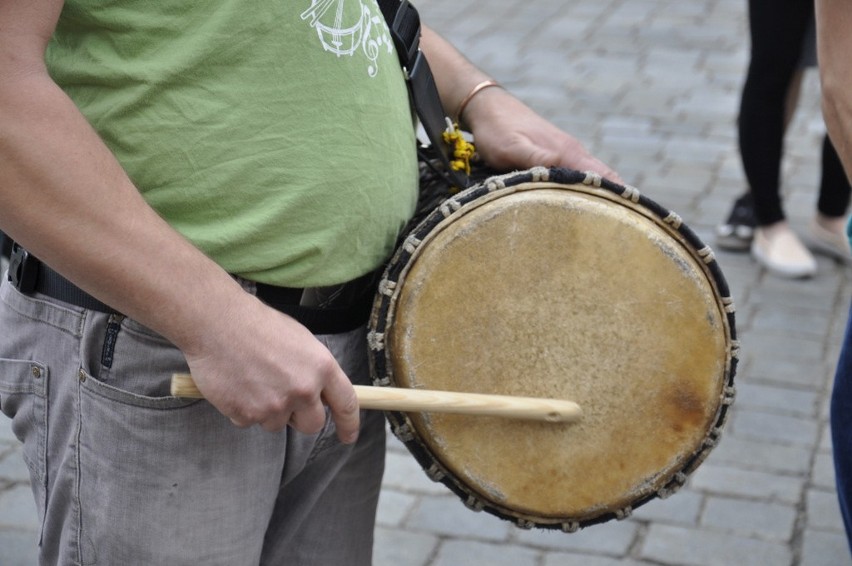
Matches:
[8,243,39,294]
[387,0,420,69]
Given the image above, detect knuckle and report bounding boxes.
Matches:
[262,396,288,415]
[232,409,258,426]
[293,409,326,435]
[287,381,317,404]
[314,351,340,378]
[230,402,268,426]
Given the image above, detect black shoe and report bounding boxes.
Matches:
[715,193,756,251]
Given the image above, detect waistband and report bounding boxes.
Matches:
[6,243,379,335]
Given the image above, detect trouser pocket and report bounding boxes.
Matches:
[0,357,49,536]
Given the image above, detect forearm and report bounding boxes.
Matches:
[0,70,248,355]
[419,26,493,122]
[816,0,852,179]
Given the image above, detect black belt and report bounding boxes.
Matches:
[0,231,11,260]
[252,273,378,335]
[7,243,116,313]
[6,243,378,335]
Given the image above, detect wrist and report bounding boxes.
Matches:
[455,79,503,126]
[166,271,257,357]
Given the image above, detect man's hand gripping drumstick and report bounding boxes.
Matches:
[171,373,582,423]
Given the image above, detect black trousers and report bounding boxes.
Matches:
[738,0,851,226]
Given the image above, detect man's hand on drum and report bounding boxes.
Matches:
[419,26,621,184]
[463,86,624,185]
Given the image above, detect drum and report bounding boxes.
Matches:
[367,166,737,531]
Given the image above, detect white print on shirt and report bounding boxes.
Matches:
[301,0,394,77]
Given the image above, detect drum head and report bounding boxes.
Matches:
[369,167,736,530]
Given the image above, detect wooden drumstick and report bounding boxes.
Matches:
[170,373,581,423]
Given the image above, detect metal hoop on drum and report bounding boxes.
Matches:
[367,166,738,531]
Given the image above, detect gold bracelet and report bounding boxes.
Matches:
[454,79,502,123]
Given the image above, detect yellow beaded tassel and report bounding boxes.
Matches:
[442,119,476,177]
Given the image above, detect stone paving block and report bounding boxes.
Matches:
[512,520,638,556]
[715,153,749,184]
[688,463,804,504]
[820,392,833,422]
[672,92,739,124]
[746,354,830,390]
[559,89,626,115]
[376,489,418,528]
[813,451,838,491]
[800,529,851,566]
[702,51,749,80]
[621,91,687,121]
[431,539,540,566]
[600,115,655,136]
[712,254,759,282]
[828,333,847,365]
[0,530,39,566]
[644,48,702,75]
[646,69,712,95]
[819,423,834,452]
[643,27,713,52]
[708,435,811,476]
[373,526,439,566]
[0,484,40,530]
[729,409,819,447]
[693,200,739,230]
[600,131,665,158]
[564,0,615,19]
[700,496,796,541]
[640,174,697,201]
[0,418,18,443]
[507,84,598,116]
[749,307,834,341]
[751,276,843,312]
[0,449,30,484]
[607,1,659,24]
[737,332,827,368]
[542,553,647,566]
[733,381,819,417]
[657,114,717,138]
[405,495,513,542]
[654,163,717,193]
[629,488,702,527]
[614,158,660,187]
[661,138,729,167]
[640,524,792,566]
[807,488,846,532]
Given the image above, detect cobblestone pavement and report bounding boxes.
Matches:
[2,0,852,564]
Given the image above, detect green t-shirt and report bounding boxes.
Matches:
[46,1,418,286]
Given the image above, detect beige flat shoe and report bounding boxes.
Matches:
[808,218,852,264]
[751,226,817,279]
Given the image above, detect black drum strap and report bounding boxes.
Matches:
[377,0,470,189]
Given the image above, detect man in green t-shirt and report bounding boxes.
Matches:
[0,1,618,564]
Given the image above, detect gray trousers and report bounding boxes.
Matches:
[0,276,385,565]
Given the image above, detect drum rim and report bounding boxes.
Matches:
[367,166,738,531]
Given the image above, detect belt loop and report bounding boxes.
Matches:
[101,314,125,369]
[8,243,39,293]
